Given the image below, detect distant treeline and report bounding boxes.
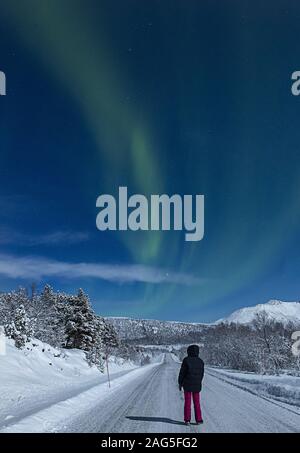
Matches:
[193,315,300,374]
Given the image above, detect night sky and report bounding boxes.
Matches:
[1,0,300,322]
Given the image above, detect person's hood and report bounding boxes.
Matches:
[187,344,199,357]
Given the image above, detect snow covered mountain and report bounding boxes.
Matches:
[107,299,300,344]
[217,300,300,326]
[108,299,300,343]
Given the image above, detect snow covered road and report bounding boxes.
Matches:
[3,354,300,433]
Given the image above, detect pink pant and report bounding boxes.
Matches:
[184,391,202,422]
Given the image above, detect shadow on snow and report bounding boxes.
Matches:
[126,416,186,426]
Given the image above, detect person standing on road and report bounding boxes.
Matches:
[178,344,204,425]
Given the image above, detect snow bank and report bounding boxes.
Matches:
[0,338,137,429]
[208,367,300,409]
[0,347,163,433]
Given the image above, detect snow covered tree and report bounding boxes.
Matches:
[84,316,119,372]
[141,354,151,366]
[40,284,66,346]
[0,286,121,370]
[1,287,31,327]
[253,311,287,374]
[5,304,33,348]
[0,292,15,326]
[96,317,120,377]
[65,289,97,350]
[117,341,140,364]
[85,327,104,372]
[100,317,119,352]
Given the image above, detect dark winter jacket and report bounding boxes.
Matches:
[178,345,204,392]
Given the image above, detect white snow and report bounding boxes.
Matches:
[5,354,299,433]
[1,341,299,433]
[0,360,162,433]
[207,367,300,409]
[217,300,300,326]
[0,338,139,430]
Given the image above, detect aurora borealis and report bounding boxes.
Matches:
[1,1,300,322]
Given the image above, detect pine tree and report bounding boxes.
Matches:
[5,304,33,348]
[85,327,104,372]
[65,289,96,350]
[94,317,118,380]
[0,292,15,326]
[100,317,119,352]
[40,284,65,346]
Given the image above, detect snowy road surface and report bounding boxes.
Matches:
[3,354,300,433]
